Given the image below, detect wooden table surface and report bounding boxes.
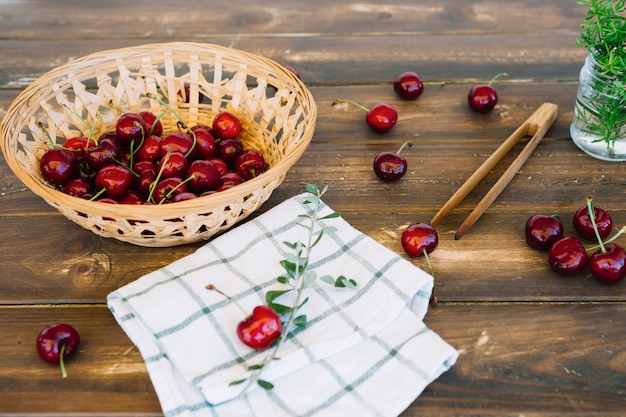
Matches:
[2,1,626,415]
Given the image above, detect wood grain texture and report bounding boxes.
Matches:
[1,304,625,415]
[1,0,626,415]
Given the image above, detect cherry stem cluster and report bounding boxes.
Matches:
[585,195,626,253]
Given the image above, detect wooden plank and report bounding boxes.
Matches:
[0,34,585,89]
[0,0,585,39]
[2,205,626,304]
[1,304,625,415]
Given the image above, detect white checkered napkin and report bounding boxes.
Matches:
[107,192,458,417]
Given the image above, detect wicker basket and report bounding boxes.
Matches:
[0,42,316,247]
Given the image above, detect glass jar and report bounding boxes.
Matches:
[570,52,626,161]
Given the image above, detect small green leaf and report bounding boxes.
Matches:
[294,314,307,328]
[320,212,341,220]
[268,302,292,315]
[310,229,324,248]
[320,275,335,286]
[320,225,338,234]
[257,379,274,390]
[305,183,319,194]
[297,296,309,309]
[303,270,317,287]
[282,241,298,250]
[280,259,296,274]
[229,379,247,386]
[277,276,289,284]
[266,289,291,305]
[248,364,264,370]
[337,276,358,289]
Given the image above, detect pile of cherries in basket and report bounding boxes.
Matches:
[525,196,626,284]
[39,110,266,205]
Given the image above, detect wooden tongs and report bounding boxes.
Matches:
[430,102,559,240]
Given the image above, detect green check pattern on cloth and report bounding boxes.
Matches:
[107,192,458,417]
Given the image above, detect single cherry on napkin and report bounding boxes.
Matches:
[206,284,282,350]
[236,306,283,350]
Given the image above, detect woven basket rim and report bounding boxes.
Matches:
[1,42,316,221]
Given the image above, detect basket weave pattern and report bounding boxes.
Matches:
[1,42,316,247]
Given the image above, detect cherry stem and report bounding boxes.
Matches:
[587,195,606,253]
[59,343,68,378]
[147,152,170,203]
[89,187,107,201]
[205,284,249,317]
[396,141,413,155]
[160,175,195,204]
[422,248,438,307]
[149,111,166,136]
[185,128,198,159]
[587,225,626,252]
[332,99,369,112]
[146,93,188,130]
[487,72,508,86]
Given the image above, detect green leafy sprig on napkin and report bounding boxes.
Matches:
[231,183,357,394]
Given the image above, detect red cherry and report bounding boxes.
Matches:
[152,177,189,204]
[62,137,90,161]
[373,141,411,182]
[393,71,424,100]
[285,66,301,79]
[189,124,217,159]
[135,135,162,163]
[235,149,266,180]
[133,160,158,196]
[85,144,119,171]
[139,111,163,137]
[115,113,148,142]
[95,165,133,199]
[548,236,589,276]
[118,190,146,205]
[236,305,282,350]
[186,159,221,193]
[573,204,613,241]
[170,191,199,202]
[333,99,398,133]
[207,157,229,176]
[40,148,78,185]
[61,177,94,198]
[525,214,564,251]
[217,138,244,168]
[212,112,242,140]
[159,151,189,179]
[468,73,507,113]
[159,131,194,158]
[178,81,206,104]
[36,323,80,378]
[589,243,626,284]
[401,223,438,257]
